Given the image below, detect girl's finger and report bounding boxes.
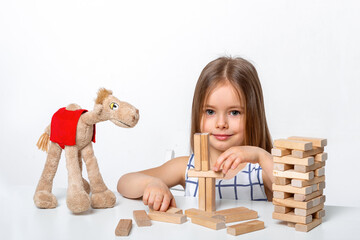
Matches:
[160,194,171,212]
[142,191,150,205]
[213,148,234,171]
[153,194,164,211]
[147,192,156,209]
[231,157,242,170]
[170,197,177,208]
[222,154,237,174]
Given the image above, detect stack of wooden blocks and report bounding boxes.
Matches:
[271,136,327,232]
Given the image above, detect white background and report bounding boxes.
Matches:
[0,0,359,207]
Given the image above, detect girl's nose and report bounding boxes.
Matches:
[216,116,229,129]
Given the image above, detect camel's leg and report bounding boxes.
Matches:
[65,146,91,213]
[81,143,116,209]
[33,142,62,209]
[78,150,90,194]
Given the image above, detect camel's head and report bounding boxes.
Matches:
[94,88,139,128]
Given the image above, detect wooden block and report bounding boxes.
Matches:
[274,139,313,151]
[274,177,291,185]
[291,147,324,159]
[115,219,132,236]
[287,222,296,227]
[274,205,292,214]
[295,203,325,217]
[294,190,323,202]
[273,197,313,209]
[317,181,326,191]
[314,209,325,219]
[227,220,265,236]
[206,178,216,212]
[274,169,314,180]
[315,152,328,162]
[291,175,325,188]
[201,133,210,171]
[294,161,325,173]
[273,191,293,199]
[221,210,258,223]
[187,169,224,178]
[274,163,293,171]
[211,215,226,222]
[288,136,327,148]
[215,207,249,215]
[194,133,202,170]
[185,208,214,218]
[273,211,312,224]
[315,167,325,177]
[149,207,183,214]
[272,184,313,195]
[274,156,314,166]
[272,147,291,157]
[198,178,206,211]
[148,211,187,224]
[295,218,322,232]
[191,214,226,230]
[133,210,151,227]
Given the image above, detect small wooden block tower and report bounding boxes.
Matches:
[187,133,224,212]
[271,136,327,232]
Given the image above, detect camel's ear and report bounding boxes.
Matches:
[95,88,113,104]
[93,104,103,115]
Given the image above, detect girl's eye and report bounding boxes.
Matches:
[206,109,215,115]
[230,110,240,116]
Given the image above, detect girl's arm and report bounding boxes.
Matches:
[212,146,274,200]
[117,156,189,211]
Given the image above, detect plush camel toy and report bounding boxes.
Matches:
[34,88,139,213]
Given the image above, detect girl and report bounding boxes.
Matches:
[117,57,274,212]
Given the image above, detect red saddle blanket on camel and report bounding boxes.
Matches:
[50,107,96,149]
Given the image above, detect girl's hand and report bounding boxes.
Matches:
[212,146,264,174]
[142,178,177,212]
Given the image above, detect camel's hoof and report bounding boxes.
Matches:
[91,189,116,209]
[34,190,57,209]
[66,190,91,213]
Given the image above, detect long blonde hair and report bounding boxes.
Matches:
[190,57,272,153]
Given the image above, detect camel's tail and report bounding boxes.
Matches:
[37,125,50,152]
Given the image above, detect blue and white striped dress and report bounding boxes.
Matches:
[184,154,267,201]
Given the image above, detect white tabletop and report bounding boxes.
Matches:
[2,186,360,240]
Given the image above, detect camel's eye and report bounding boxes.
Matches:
[110,102,119,110]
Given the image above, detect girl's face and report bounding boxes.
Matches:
[200,81,245,153]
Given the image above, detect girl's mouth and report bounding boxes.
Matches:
[212,134,232,141]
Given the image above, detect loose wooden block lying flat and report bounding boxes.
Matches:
[222,210,258,223]
[215,206,249,215]
[147,211,187,224]
[294,190,323,202]
[288,136,327,148]
[274,169,314,180]
[272,147,291,157]
[133,210,151,227]
[191,215,226,230]
[274,139,313,151]
[274,177,291,185]
[273,211,312,224]
[187,169,224,178]
[185,208,215,218]
[291,147,324,159]
[149,207,183,214]
[295,218,322,232]
[291,175,325,188]
[274,156,314,166]
[315,152,328,162]
[272,184,313,195]
[227,220,265,236]
[115,219,132,236]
